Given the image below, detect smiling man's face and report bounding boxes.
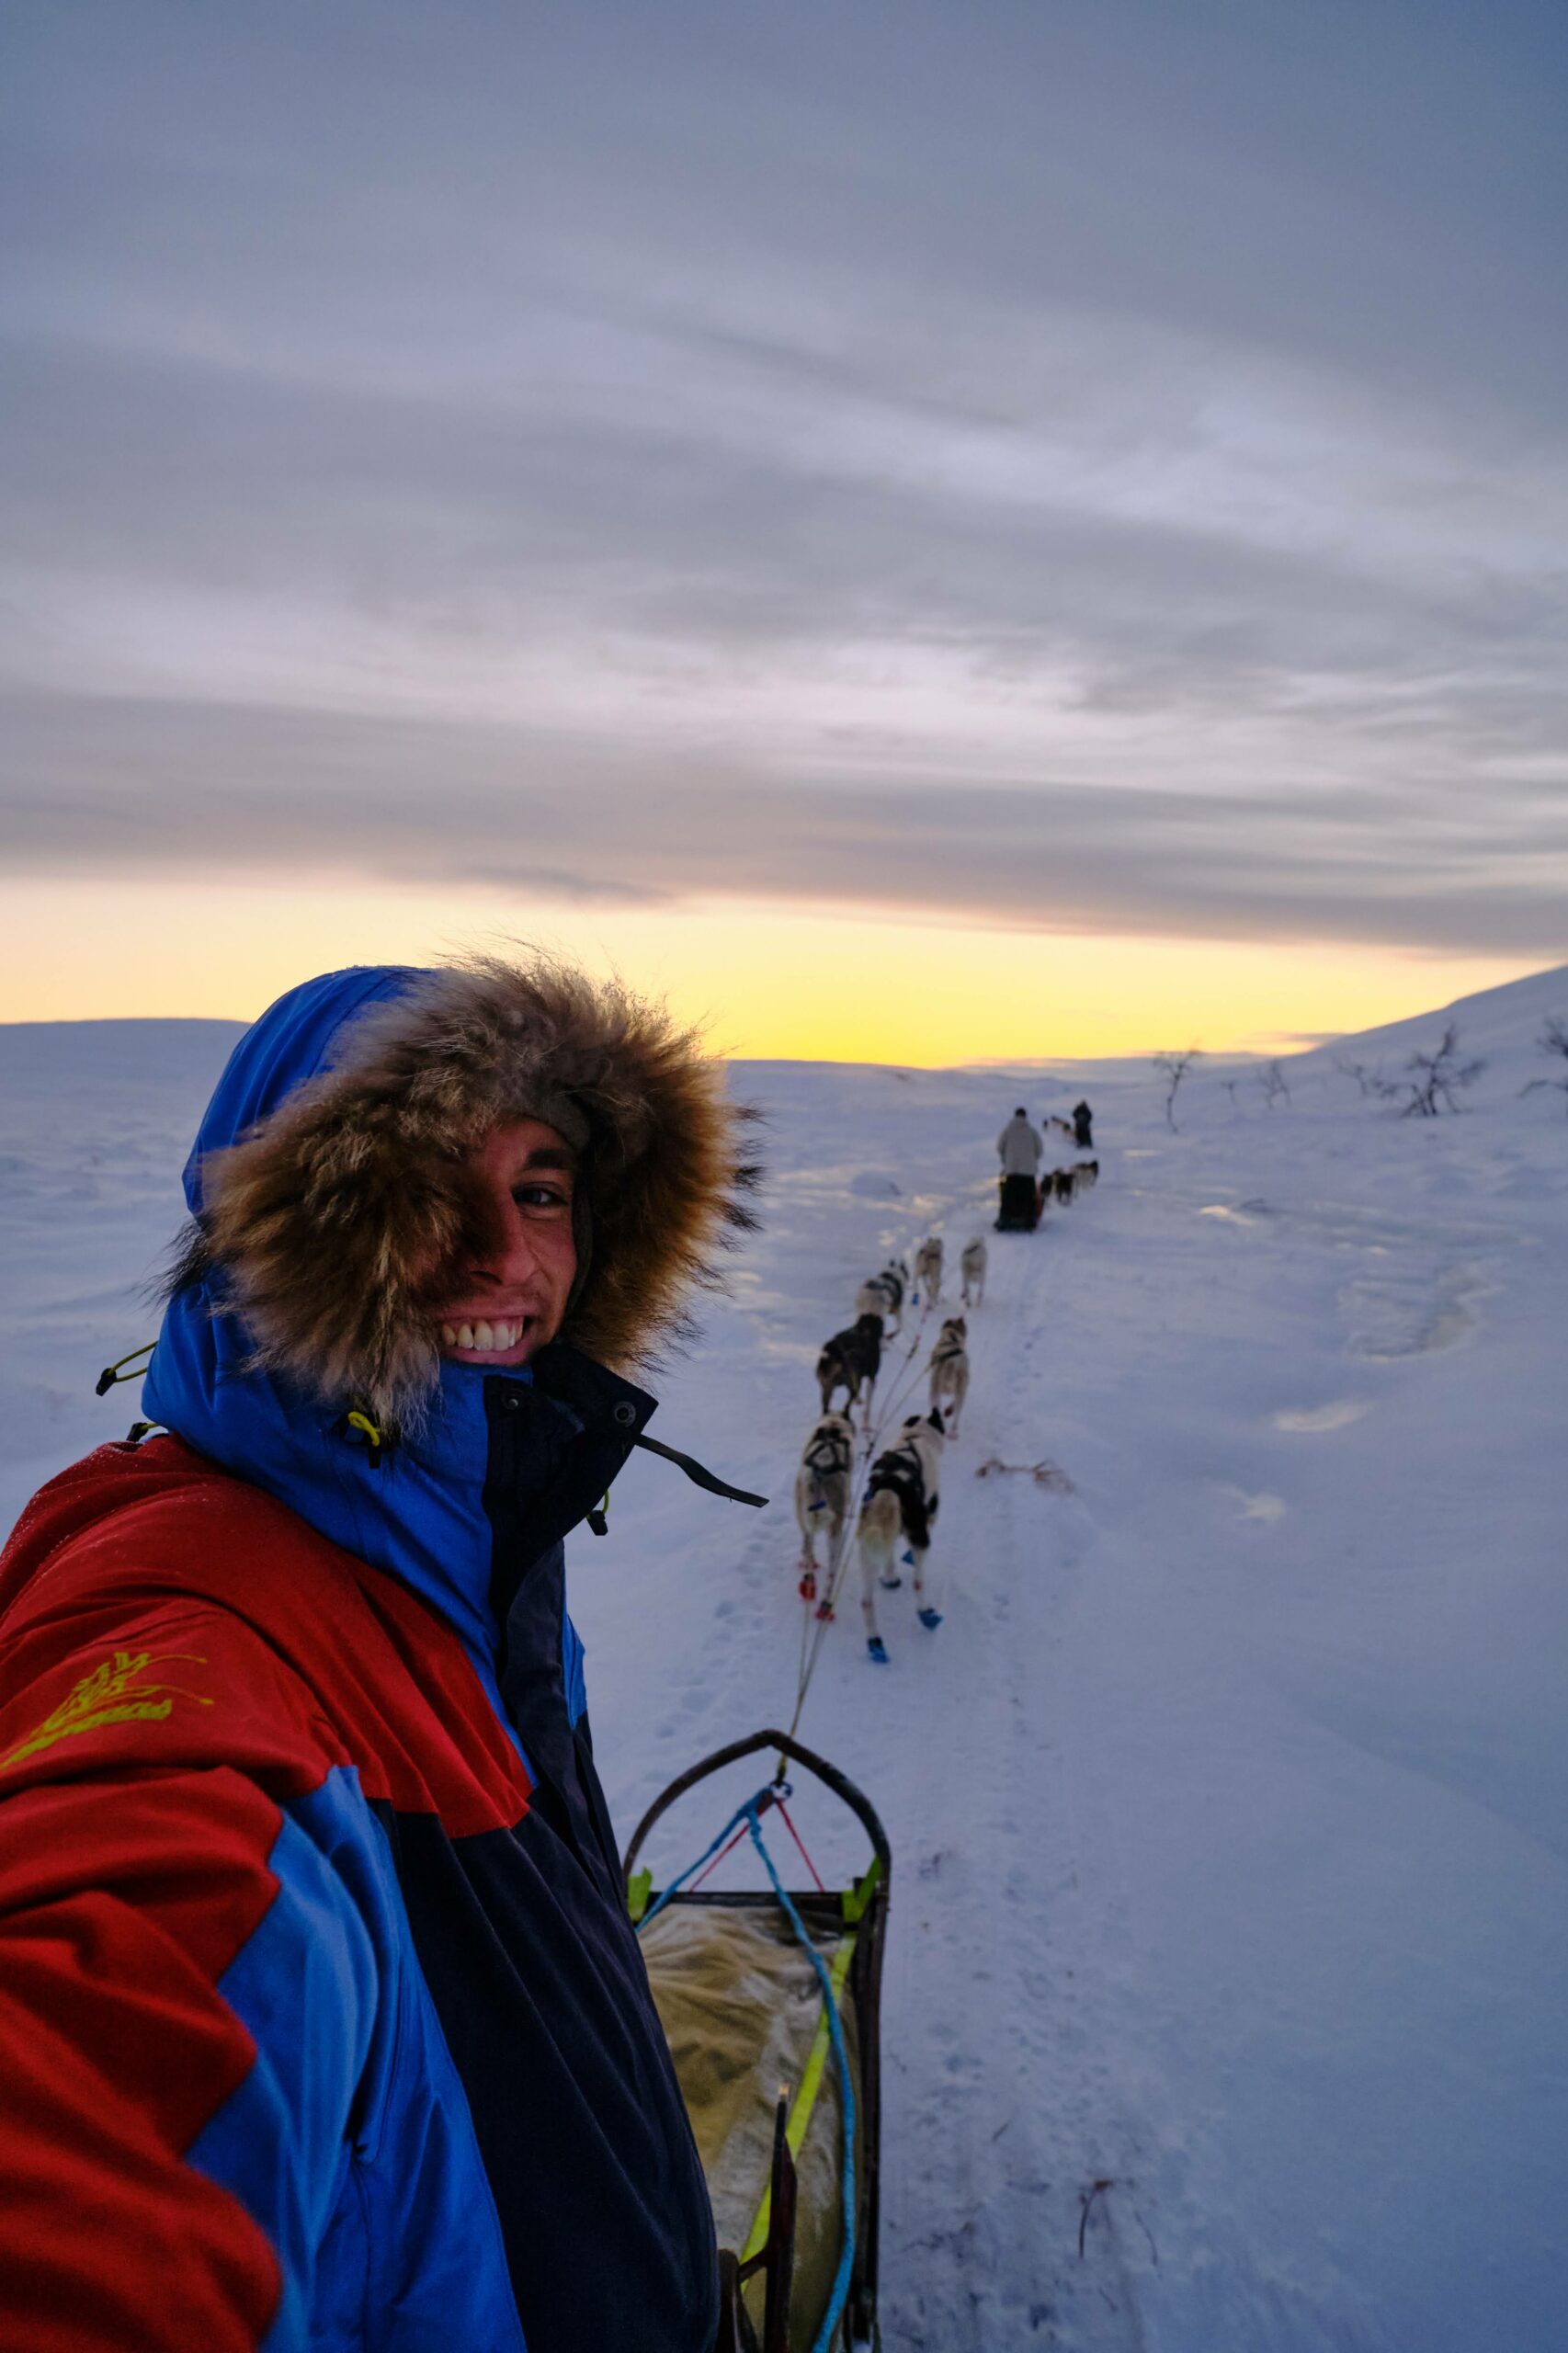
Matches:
[434,1118,579,1368]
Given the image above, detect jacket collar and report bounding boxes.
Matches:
[141,1280,653,1676]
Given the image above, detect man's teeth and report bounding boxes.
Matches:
[438,1321,525,1352]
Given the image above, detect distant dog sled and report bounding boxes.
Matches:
[994,1174,1040,1232]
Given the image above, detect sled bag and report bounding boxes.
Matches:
[641,1903,863,2353]
[997,1173,1040,1229]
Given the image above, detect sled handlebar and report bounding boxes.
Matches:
[622,1727,892,1882]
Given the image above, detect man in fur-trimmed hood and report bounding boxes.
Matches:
[0,954,761,2353]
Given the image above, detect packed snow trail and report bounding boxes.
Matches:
[869,1230,1157,2352]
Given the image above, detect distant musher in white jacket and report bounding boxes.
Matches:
[996,1108,1044,1177]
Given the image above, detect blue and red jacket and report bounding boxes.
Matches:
[0,972,718,2352]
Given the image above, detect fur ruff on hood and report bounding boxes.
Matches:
[171,956,761,1430]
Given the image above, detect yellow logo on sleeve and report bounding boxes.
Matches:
[0,1650,214,1772]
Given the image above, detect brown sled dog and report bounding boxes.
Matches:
[816,1311,884,1419]
[794,1409,855,1598]
[927,1316,970,1439]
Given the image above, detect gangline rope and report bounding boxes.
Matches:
[787,1286,938,1740]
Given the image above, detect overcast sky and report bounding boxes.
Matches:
[4,0,1566,968]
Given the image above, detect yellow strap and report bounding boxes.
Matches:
[740,1927,858,2264]
[346,1410,383,1447]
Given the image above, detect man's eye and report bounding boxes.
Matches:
[513,1184,571,1211]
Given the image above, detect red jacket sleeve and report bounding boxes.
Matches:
[0,1597,378,2352]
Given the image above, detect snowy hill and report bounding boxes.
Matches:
[1289,960,1568,1097]
[2,969,1566,2348]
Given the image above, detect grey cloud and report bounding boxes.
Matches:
[4,690,1565,961]
[5,327,1565,767]
[9,2,1567,416]
[3,0,1567,968]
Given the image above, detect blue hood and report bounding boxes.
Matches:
[143,967,581,1696]
[177,965,419,1217]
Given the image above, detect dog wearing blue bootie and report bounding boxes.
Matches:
[857,1410,946,1665]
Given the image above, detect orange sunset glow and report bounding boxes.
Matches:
[0,874,1541,1064]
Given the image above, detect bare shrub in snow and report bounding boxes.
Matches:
[1260,1059,1291,1109]
[1335,1057,1386,1099]
[1520,1014,1568,1115]
[1376,1023,1486,1118]
[1152,1047,1203,1131]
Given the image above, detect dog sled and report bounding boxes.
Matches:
[625,1730,891,2352]
[994,1172,1041,1232]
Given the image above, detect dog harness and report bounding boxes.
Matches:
[865,1441,936,1552]
[803,1426,854,1480]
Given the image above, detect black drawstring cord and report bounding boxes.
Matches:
[632,1432,767,1508]
[97,1343,154,1396]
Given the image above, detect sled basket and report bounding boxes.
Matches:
[624,1730,891,2353]
[994,1172,1041,1231]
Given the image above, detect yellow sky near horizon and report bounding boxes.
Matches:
[0,874,1542,1064]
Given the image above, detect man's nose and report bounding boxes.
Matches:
[470,1192,542,1289]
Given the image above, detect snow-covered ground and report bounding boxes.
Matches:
[3,968,1566,2350]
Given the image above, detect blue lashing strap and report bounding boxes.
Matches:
[638,1790,858,2353]
[635,1789,765,1933]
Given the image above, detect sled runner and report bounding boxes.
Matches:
[625,1730,891,2352]
[994,1171,1040,1231]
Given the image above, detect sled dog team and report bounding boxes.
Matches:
[995,1106,1102,1230]
[800,1232,988,1664]
[1051,1157,1099,1203]
[1039,1109,1099,1210]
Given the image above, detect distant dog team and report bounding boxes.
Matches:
[793,1109,1099,1660]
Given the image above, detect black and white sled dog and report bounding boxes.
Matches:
[914,1235,943,1304]
[1073,1159,1099,1190]
[817,1311,883,1419]
[794,1409,855,1601]
[858,1410,946,1661]
[1051,1168,1075,1204]
[960,1237,986,1306]
[856,1257,909,1336]
[927,1316,970,1438]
